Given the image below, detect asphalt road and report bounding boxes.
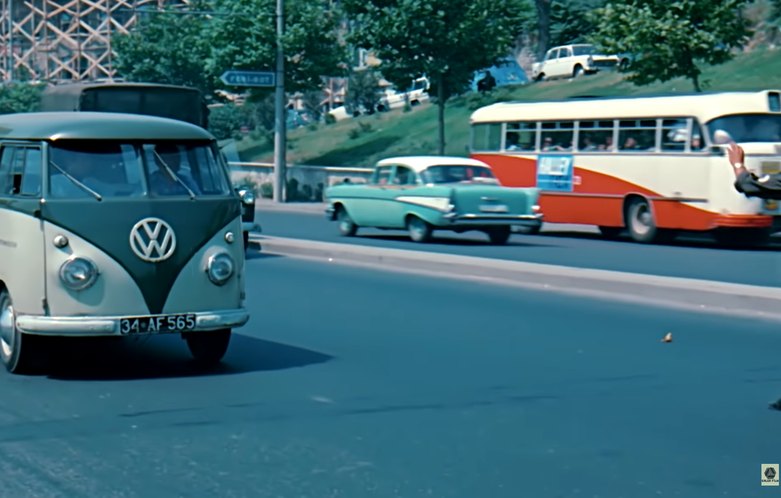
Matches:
[256,209,781,287]
[0,253,779,497]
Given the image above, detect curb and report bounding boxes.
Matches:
[249,235,781,323]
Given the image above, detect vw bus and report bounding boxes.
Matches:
[39,81,259,253]
[0,112,250,373]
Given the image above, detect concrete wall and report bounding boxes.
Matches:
[229,162,373,201]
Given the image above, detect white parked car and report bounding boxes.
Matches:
[531,44,628,81]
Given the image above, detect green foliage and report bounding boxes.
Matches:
[342,0,532,154]
[260,182,274,198]
[346,68,383,115]
[207,0,348,98]
[207,103,253,140]
[348,121,374,139]
[113,2,215,95]
[589,0,751,92]
[0,83,45,114]
[113,0,348,102]
[550,0,607,46]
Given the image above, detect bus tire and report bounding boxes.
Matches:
[0,288,42,374]
[185,329,231,367]
[625,198,675,243]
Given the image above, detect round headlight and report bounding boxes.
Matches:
[59,257,99,291]
[207,252,235,286]
[239,189,255,205]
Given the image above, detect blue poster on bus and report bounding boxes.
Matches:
[536,155,574,192]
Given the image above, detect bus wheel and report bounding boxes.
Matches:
[626,198,662,243]
[184,329,231,367]
[407,216,433,243]
[0,288,41,374]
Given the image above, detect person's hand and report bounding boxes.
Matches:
[727,142,747,178]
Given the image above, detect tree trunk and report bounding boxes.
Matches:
[535,0,552,59]
[437,72,446,155]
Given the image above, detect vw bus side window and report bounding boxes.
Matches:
[0,146,42,197]
[48,142,144,199]
[142,142,230,197]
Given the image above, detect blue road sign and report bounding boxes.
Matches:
[220,70,275,87]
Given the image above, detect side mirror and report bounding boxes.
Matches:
[712,129,733,145]
[237,188,255,205]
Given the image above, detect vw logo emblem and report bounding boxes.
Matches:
[129,218,177,263]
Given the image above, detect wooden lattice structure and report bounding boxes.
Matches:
[0,0,187,82]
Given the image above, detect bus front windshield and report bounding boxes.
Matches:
[707,113,781,143]
[420,165,499,185]
[48,141,231,199]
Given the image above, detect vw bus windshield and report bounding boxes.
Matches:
[420,165,499,184]
[48,141,231,199]
[707,114,781,143]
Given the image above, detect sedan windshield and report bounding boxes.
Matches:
[420,165,499,184]
[707,113,781,143]
[48,140,231,199]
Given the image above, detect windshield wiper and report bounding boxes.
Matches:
[49,160,102,201]
[153,151,196,200]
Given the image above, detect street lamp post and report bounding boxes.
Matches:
[273,0,286,203]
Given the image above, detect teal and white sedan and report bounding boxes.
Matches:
[325,156,543,244]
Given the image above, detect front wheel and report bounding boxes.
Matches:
[337,207,358,237]
[407,216,433,243]
[184,329,231,367]
[625,199,675,244]
[0,288,41,373]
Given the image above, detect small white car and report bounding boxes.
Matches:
[531,44,627,81]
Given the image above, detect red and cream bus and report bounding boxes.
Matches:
[469,90,781,244]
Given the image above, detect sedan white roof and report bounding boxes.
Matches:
[375,155,492,173]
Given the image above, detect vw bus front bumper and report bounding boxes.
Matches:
[16,309,250,337]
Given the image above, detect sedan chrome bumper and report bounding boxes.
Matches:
[16,309,250,337]
[443,213,543,227]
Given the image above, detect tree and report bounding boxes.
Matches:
[113,0,348,111]
[589,0,751,92]
[206,0,348,99]
[345,68,383,115]
[112,2,215,95]
[342,0,531,155]
[0,83,45,114]
[535,0,552,58]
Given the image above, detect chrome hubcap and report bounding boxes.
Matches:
[633,205,652,235]
[0,297,15,359]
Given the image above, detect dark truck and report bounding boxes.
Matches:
[39,82,258,251]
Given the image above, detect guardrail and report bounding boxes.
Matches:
[228,161,374,201]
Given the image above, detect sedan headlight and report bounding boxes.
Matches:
[59,257,99,291]
[239,189,255,205]
[206,252,235,286]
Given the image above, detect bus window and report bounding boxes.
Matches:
[619,119,656,151]
[505,122,535,151]
[578,120,613,151]
[541,121,574,151]
[691,121,706,151]
[471,123,502,151]
[661,118,688,152]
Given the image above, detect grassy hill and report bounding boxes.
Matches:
[231,47,781,167]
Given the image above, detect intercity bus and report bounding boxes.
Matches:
[469,90,781,244]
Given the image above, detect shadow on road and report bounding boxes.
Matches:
[357,233,557,248]
[41,333,333,381]
[539,230,781,252]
